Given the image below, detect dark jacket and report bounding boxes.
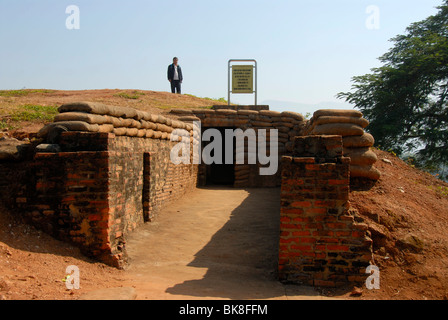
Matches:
[167,64,183,82]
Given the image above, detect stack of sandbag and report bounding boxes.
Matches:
[37,101,193,141]
[307,109,380,181]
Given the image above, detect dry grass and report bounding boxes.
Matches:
[0,89,228,131]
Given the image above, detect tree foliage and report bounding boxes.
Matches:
[338,1,448,175]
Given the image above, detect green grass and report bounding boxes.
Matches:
[0,120,12,130]
[428,185,448,198]
[0,89,55,97]
[184,94,227,103]
[10,104,58,122]
[114,91,145,100]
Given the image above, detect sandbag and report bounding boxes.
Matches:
[350,165,381,180]
[343,133,375,148]
[145,129,154,138]
[137,129,146,138]
[105,115,122,127]
[236,110,258,117]
[126,128,139,137]
[54,112,109,125]
[312,123,364,136]
[130,119,142,129]
[273,121,295,128]
[118,118,133,127]
[58,102,139,119]
[37,121,99,138]
[281,111,305,121]
[313,109,363,119]
[343,147,378,166]
[314,116,369,129]
[251,121,272,127]
[276,126,291,133]
[98,124,114,133]
[259,111,282,119]
[113,128,127,136]
[153,131,163,139]
[215,109,238,116]
[170,109,193,115]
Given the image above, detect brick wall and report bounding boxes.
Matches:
[14,131,198,268]
[278,135,373,286]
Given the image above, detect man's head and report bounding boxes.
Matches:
[173,57,178,65]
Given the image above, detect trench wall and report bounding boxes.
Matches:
[1,102,377,278]
[279,135,373,286]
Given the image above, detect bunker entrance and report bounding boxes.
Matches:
[202,127,236,185]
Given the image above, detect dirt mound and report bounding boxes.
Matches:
[347,148,448,300]
[0,206,125,300]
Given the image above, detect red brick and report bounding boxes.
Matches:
[292,231,311,236]
[300,252,316,257]
[280,223,300,230]
[307,208,327,214]
[67,173,82,179]
[320,238,339,243]
[293,217,310,222]
[326,222,348,229]
[339,215,354,221]
[280,231,291,237]
[283,179,304,185]
[297,237,317,244]
[305,164,320,171]
[281,208,304,215]
[280,238,297,244]
[328,179,348,185]
[291,201,312,208]
[314,200,335,207]
[290,245,313,251]
[327,245,350,252]
[335,231,351,237]
[315,216,337,222]
[303,223,323,230]
[88,214,104,222]
[352,231,366,238]
[313,230,334,237]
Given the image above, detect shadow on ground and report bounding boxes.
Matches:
[164,186,323,299]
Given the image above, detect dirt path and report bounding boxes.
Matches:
[113,186,333,300]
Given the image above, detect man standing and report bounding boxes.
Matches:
[167,57,183,94]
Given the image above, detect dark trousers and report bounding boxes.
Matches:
[171,80,181,94]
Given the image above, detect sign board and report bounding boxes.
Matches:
[232,65,254,94]
[228,59,257,105]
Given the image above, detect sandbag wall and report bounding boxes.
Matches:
[170,108,306,187]
[304,109,380,181]
[38,101,196,142]
[29,102,201,268]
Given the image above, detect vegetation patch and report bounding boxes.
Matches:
[114,91,145,100]
[0,89,55,97]
[10,104,58,122]
[185,94,227,104]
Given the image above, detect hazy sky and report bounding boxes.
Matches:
[0,0,443,113]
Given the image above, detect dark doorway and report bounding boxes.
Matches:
[203,127,235,185]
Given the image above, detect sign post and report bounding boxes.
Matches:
[228,59,257,106]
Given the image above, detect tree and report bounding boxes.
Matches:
[338,1,448,176]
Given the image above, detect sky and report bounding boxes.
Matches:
[0,0,443,114]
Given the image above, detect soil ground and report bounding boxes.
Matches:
[121,187,331,300]
[1,89,448,300]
